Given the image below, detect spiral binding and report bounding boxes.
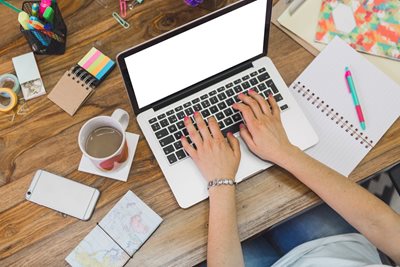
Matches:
[67,66,97,91]
[292,81,373,149]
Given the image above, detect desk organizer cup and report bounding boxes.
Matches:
[21,1,67,55]
[78,109,130,171]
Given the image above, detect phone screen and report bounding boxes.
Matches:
[26,170,99,220]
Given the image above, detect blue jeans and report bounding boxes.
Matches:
[197,203,356,267]
[242,203,357,266]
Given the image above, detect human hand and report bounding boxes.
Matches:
[181,112,241,182]
[232,90,294,165]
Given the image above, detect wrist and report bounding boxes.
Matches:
[208,183,236,201]
[206,173,235,183]
[275,145,302,169]
[207,178,236,190]
[207,178,236,199]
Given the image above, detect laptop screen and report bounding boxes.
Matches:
[123,0,268,110]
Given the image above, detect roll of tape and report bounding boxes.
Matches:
[0,74,20,98]
[0,88,18,112]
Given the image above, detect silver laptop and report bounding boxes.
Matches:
[117,0,318,208]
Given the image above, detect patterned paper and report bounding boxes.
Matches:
[315,0,400,61]
[65,226,130,267]
[66,191,163,267]
[98,191,163,256]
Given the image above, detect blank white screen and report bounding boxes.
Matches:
[125,0,267,109]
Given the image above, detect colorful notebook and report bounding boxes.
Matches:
[66,191,163,267]
[48,47,115,116]
[275,0,400,85]
[315,0,400,61]
[289,37,400,176]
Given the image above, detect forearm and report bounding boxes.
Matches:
[207,186,244,267]
[276,146,400,263]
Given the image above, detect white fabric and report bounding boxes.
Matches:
[271,233,390,267]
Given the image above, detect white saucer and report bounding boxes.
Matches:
[78,132,140,182]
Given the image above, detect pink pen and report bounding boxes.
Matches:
[39,0,51,17]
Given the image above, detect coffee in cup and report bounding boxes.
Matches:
[78,109,130,171]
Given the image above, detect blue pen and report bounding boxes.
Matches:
[44,23,52,30]
[28,16,50,46]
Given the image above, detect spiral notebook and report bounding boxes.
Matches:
[290,37,400,176]
[48,47,115,116]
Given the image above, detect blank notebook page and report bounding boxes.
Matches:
[289,37,400,176]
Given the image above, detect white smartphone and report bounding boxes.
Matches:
[26,170,100,220]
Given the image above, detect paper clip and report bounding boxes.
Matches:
[2,112,16,122]
[119,0,127,18]
[112,12,130,29]
[17,98,29,115]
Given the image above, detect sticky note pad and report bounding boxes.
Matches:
[77,47,115,81]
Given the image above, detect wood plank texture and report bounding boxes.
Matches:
[0,0,399,266]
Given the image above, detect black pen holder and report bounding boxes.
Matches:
[20,1,67,55]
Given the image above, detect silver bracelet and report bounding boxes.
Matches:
[207,178,236,190]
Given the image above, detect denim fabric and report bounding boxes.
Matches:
[242,235,282,267]
[264,203,357,255]
[197,203,357,267]
[197,235,281,267]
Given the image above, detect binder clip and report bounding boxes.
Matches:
[129,0,144,10]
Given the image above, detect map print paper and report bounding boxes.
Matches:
[98,191,163,256]
[315,0,400,61]
[66,191,163,267]
[65,226,130,267]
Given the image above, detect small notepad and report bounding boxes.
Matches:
[290,37,400,176]
[66,191,163,267]
[48,48,115,116]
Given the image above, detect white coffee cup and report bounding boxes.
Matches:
[78,109,130,171]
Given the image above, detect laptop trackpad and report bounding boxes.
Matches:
[235,134,273,183]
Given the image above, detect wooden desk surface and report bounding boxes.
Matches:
[1,0,399,266]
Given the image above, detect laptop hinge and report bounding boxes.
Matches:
[153,61,254,111]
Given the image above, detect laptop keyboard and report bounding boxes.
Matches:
[148,67,289,165]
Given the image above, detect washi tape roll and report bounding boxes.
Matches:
[0,74,20,97]
[0,88,18,112]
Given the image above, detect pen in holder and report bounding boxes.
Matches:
[20,1,67,55]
